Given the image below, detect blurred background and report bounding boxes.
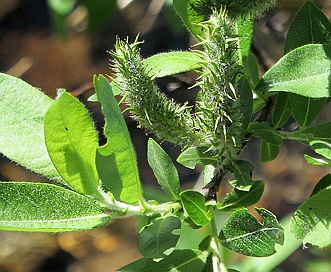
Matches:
[0,0,331,271]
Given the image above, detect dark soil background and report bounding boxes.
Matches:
[0,0,331,271]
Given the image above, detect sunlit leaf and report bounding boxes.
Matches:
[143,51,202,78]
[177,146,218,169]
[290,177,331,248]
[256,44,331,98]
[94,75,142,204]
[0,182,111,232]
[180,190,211,226]
[0,73,61,183]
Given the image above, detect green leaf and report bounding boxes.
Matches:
[218,180,265,212]
[282,1,330,130]
[0,73,62,183]
[261,140,280,163]
[0,182,111,232]
[290,184,331,248]
[255,44,331,98]
[219,208,284,257]
[137,215,181,258]
[272,92,292,129]
[307,140,331,162]
[147,139,181,201]
[44,91,100,196]
[180,190,211,226]
[230,160,254,191]
[243,53,260,88]
[284,0,331,54]
[237,19,254,62]
[94,75,142,204]
[237,76,253,129]
[173,0,205,39]
[248,122,282,145]
[289,94,326,128]
[88,81,121,102]
[143,51,202,78]
[302,122,331,143]
[310,174,331,197]
[118,249,208,272]
[177,146,218,169]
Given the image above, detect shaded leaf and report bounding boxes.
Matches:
[138,215,181,258]
[0,73,61,183]
[261,140,280,163]
[177,146,218,169]
[289,94,326,128]
[219,208,284,257]
[180,190,211,226]
[94,75,142,203]
[218,180,265,212]
[147,138,180,201]
[272,92,291,129]
[118,249,208,272]
[230,160,254,191]
[44,91,100,196]
[0,182,111,232]
[256,44,331,98]
[248,122,282,145]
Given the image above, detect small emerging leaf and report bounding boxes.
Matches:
[0,182,111,232]
[219,208,284,257]
[147,139,180,201]
[138,215,181,258]
[180,190,211,226]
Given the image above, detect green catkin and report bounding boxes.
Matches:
[195,8,245,166]
[109,37,201,147]
[190,0,278,20]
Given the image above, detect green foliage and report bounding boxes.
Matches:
[219,208,284,257]
[44,91,100,197]
[94,75,142,204]
[0,182,111,232]
[147,138,181,201]
[1,0,331,271]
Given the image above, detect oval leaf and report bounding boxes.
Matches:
[143,51,202,78]
[177,146,218,169]
[0,182,111,232]
[138,215,181,258]
[94,75,142,204]
[290,184,331,248]
[256,44,331,98]
[44,91,100,196]
[180,190,211,226]
[219,208,284,257]
[0,73,62,183]
[147,139,180,200]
